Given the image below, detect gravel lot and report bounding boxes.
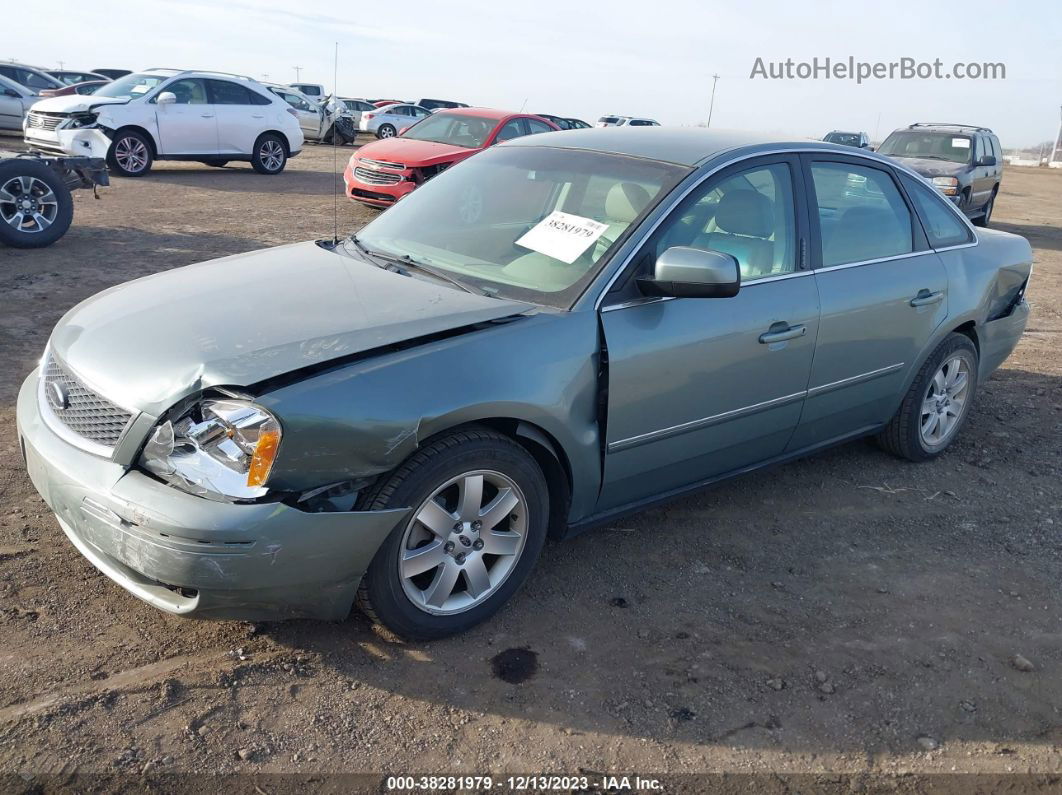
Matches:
[1,134,1060,791]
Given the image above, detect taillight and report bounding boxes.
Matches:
[364,112,375,120]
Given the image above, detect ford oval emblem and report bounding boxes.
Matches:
[49,381,70,411]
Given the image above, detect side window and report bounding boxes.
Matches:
[654,162,797,282]
[208,80,253,105]
[163,78,208,105]
[18,69,55,91]
[991,136,1002,161]
[412,107,430,118]
[493,119,524,143]
[900,174,973,248]
[810,162,913,267]
[526,118,554,135]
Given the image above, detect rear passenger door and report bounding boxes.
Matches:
[788,155,949,450]
[208,79,273,153]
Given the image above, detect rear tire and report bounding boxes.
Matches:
[377,124,396,139]
[251,133,287,175]
[0,159,73,248]
[356,426,549,641]
[876,333,978,461]
[106,129,153,177]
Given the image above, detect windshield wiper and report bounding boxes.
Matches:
[388,253,488,296]
[346,237,488,297]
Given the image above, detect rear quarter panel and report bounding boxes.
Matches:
[931,227,1032,383]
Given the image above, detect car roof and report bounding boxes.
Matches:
[500,127,903,167]
[430,107,527,121]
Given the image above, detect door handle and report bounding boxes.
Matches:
[759,323,806,344]
[910,289,944,307]
[200,113,214,118]
[252,114,264,119]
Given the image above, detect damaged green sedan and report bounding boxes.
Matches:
[17,129,1032,639]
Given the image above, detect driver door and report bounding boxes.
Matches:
[153,78,218,154]
[597,156,820,509]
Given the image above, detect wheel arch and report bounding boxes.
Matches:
[256,130,292,155]
[414,417,574,541]
[111,124,158,157]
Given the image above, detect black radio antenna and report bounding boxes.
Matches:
[332,41,340,245]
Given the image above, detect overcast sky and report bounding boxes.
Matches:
[8,0,1061,148]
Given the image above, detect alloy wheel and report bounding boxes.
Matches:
[260,140,285,171]
[115,136,148,173]
[398,470,528,615]
[920,354,971,446]
[0,175,58,234]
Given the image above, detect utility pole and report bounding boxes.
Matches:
[261,73,270,82]
[706,74,720,128]
[57,60,65,70]
[1052,104,1062,165]
[293,66,303,82]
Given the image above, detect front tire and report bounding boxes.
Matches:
[377,124,397,139]
[106,129,153,177]
[972,187,997,227]
[357,426,549,641]
[251,133,287,174]
[876,333,978,461]
[0,159,74,248]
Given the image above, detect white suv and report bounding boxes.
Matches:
[23,69,304,176]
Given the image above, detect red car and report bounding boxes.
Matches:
[343,108,559,208]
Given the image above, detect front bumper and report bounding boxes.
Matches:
[16,373,408,621]
[24,127,111,159]
[342,160,415,207]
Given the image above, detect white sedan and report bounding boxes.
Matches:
[359,103,431,138]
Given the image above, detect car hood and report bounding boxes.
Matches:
[887,155,969,178]
[49,241,527,417]
[30,93,129,114]
[356,137,479,167]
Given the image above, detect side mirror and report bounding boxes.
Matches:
[637,246,741,298]
[156,91,176,105]
[979,155,996,166]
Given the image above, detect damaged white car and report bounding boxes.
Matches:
[23,69,304,177]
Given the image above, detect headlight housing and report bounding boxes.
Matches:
[931,176,959,196]
[140,399,282,502]
[67,111,99,130]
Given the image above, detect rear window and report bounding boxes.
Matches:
[599,116,621,124]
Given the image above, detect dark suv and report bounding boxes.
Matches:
[823,130,870,148]
[877,123,1002,226]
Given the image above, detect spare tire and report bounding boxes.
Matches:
[0,159,74,248]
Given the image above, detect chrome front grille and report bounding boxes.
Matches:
[354,166,402,186]
[359,158,405,171]
[26,112,64,131]
[42,355,133,450]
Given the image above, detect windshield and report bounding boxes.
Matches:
[825,132,861,146]
[352,146,689,308]
[878,131,973,164]
[400,113,497,148]
[92,72,167,100]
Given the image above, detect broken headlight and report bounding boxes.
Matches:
[140,400,282,502]
[67,112,99,129]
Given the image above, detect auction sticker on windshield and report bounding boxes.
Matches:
[516,211,610,264]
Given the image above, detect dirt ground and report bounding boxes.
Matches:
[0,133,1060,792]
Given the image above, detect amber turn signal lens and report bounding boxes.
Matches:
[247,427,281,487]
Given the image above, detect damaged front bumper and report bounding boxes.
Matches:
[16,373,408,622]
[24,126,112,160]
